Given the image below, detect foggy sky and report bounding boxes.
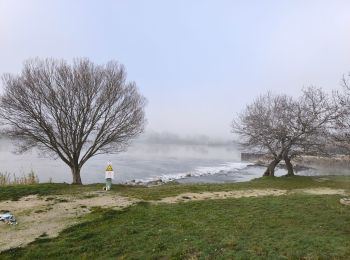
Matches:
[1,0,350,139]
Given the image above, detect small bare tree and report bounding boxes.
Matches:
[232,87,336,177]
[0,58,146,184]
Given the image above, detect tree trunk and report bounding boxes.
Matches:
[71,164,82,185]
[284,156,294,176]
[263,159,281,177]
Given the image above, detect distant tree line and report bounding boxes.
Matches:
[232,73,350,177]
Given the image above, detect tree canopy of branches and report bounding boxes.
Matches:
[0,58,146,184]
[332,73,350,154]
[232,87,336,177]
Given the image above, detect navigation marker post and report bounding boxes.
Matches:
[104,161,114,191]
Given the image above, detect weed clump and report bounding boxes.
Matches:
[0,170,39,185]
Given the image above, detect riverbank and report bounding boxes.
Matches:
[1,175,350,259]
[122,154,350,185]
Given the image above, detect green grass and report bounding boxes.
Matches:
[1,176,350,259]
[0,183,69,201]
[117,175,350,200]
[1,175,350,201]
[0,183,105,201]
[2,194,350,259]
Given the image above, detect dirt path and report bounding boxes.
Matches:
[157,189,287,203]
[0,192,138,252]
[157,188,347,203]
[0,187,348,252]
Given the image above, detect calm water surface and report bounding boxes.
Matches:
[0,139,347,184]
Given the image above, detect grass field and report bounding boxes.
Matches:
[1,176,350,259]
[1,175,349,201]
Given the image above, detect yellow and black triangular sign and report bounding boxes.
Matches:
[106,165,113,171]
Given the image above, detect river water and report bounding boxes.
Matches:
[0,138,346,184]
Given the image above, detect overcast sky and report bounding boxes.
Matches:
[1,0,350,139]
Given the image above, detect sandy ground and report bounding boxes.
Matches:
[0,187,348,252]
[291,188,347,196]
[0,192,138,252]
[340,197,350,206]
[156,188,347,203]
[157,189,287,203]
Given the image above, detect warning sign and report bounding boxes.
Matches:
[105,165,113,171]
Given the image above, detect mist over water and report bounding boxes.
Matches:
[0,137,241,184]
[0,139,241,184]
[0,137,348,184]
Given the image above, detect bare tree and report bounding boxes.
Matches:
[0,58,146,184]
[232,87,336,177]
[332,73,350,154]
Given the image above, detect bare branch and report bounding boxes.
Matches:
[232,87,336,176]
[0,58,147,184]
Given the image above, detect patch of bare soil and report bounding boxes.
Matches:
[0,192,138,252]
[156,189,287,204]
[156,188,348,204]
[292,188,347,196]
[340,198,350,206]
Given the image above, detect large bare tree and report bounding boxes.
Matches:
[0,58,146,184]
[232,87,336,177]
